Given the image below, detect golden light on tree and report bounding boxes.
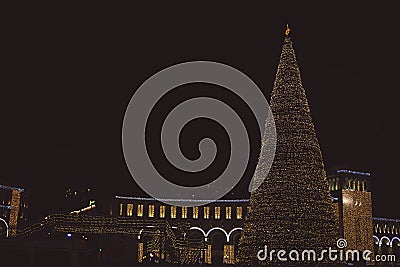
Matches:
[236,27,338,266]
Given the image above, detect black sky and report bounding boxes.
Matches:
[1,3,399,219]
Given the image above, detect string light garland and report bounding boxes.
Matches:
[236,28,339,266]
[17,214,183,237]
[9,190,21,237]
[336,169,371,176]
[374,217,400,223]
[115,196,249,203]
[0,185,24,192]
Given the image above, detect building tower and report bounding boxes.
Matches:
[236,26,338,265]
[0,183,27,237]
[328,170,374,259]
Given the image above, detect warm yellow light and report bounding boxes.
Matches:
[214,206,220,219]
[204,207,210,219]
[148,205,154,217]
[159,206,165,218]
[171,206,176,219]
[119,203,123,216]
[182,207,187,219]
[138,242,144,263]
[285,24,291,36]
[127,204,133,216]
[226,206,232,219]
[343,196,352,205]
[137,204,143,217]
[193,207,199,219]
[236,206,243,219]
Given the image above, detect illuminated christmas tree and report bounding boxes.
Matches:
[236,26,338,266]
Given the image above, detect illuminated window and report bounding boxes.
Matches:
[204,207,210,219]
[193,207,199,219]
[226,206,232,219]
[160,206,166,218]
[236,206,242,219]
[182,207,187,219]
[171,206,176,218]
[119,203,123,216]
[137,204,143,217]
[127,203,133,216]
[214,206,220,219]
[148,205,155,217]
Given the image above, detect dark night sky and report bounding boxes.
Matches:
[1,3,399,219]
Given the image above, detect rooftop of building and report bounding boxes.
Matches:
[0,183,24,192]
[115,196,249,203]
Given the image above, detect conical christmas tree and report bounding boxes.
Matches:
[236,26,338,266]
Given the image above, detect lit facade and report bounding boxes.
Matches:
[4,30,399,266]
[328,170,374,256]
[328,170,400,262]
[113,196,248,264]
[9,172,398,265]
[105,169,398,264]
[0,183,28,238]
